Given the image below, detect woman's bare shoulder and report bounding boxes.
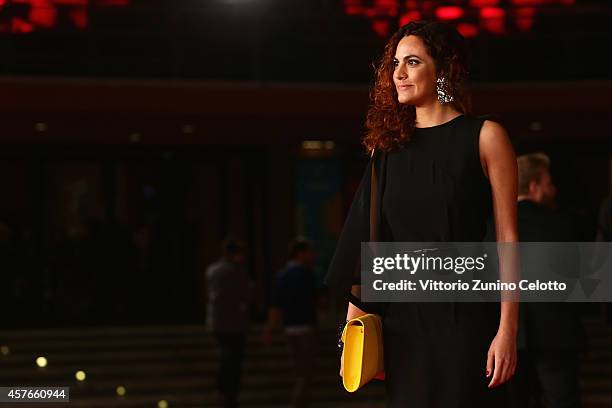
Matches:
[479,119,513,156]
[480,119,509,139]
[477,119,515,179]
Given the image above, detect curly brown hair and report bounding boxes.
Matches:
[363,20,472,153]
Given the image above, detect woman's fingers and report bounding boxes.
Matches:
[486,349,494,379]
[506,358,516,381]
[503,358,513,384]
[499,356,510,385]
[487,330,517,388]
[488,353,516,387]
[501,353,517,384]
[488,355,501,388]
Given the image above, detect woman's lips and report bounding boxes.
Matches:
[397,85,413,91]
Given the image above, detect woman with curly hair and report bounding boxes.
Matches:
[325,20,518,407]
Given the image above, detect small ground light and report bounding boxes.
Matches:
[529,121,543,131]
[36,357,47,368]
[158,400,169,408]
[129,133,141,143]
[302,140,323,150]
[116,386,126,396]
[75,370,86,381]
[0,346,9,355]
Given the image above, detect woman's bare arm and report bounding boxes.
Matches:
[479,119,519,387]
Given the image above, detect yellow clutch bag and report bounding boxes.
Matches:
[340,313,385,392]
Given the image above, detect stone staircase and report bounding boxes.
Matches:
[0,321,610,408]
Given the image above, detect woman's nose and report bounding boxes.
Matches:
[395,66,407,80]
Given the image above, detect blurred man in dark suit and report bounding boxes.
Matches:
[509,153,586,408]
[596,185,612,324]
[596,195,612,242]
[262,237,318,408]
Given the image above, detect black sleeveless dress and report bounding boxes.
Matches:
[325,114,509,407]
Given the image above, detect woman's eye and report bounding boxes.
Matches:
[408,59,419,66]
[392,59,399,67]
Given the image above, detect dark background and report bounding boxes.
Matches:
[3,0,612,82]
[0,0,611,328]
[0,2,611,407]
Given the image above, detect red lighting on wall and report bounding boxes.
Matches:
[70,7,87,29]
[457,22,478,38]
[435,6,464,20]
[374,0,399,17]
[344,0,365,15]
[480,6,505,19]
[399,10,421,26]
[12,18,34,33]
[347,0,584,37]
[469,0,499,7]
[478,6,506,34]
[510,0,543,5]
[29,1,57,29]
[97,0,129,5]
[482,19,504,34]
[372,19,391,37]
[55,0,87,4]
[515,6,535,31]
[5,0,129,34]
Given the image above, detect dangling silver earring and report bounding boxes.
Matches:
[436,77,454,104]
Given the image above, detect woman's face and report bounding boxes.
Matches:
[393,35,438,105]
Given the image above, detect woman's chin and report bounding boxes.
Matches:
[397,95,414,105]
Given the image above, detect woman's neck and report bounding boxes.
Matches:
[414,103,462,128]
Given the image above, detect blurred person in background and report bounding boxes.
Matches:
[595,163,612,324]
[262,237,318,408]
[0,221,22,323]
[205,238,252,408]
[596,195,612,242]
[509,153,586,408]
